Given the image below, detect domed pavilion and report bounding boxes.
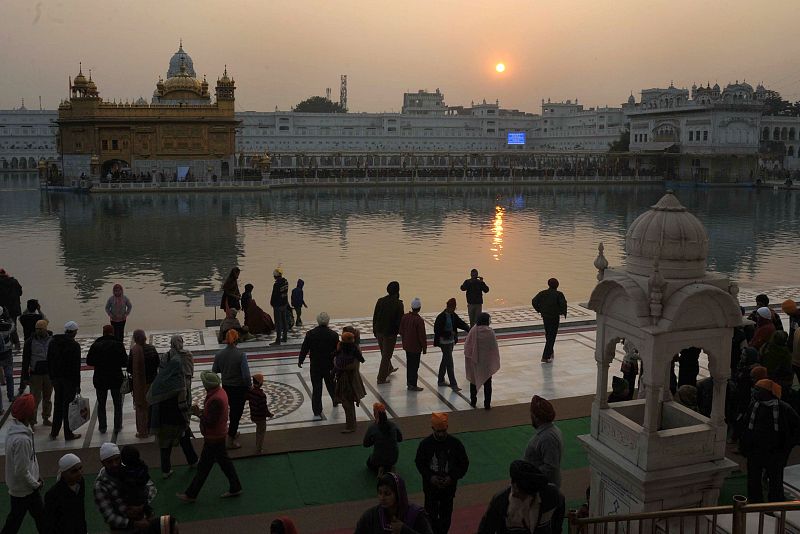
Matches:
[581,191,742,516]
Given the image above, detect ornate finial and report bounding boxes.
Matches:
[179,38,183,50]
[224,64,228,76]
[648,256,666,319]
[593,242,608,281]
[88,69,92,81]
[78,62,82,74]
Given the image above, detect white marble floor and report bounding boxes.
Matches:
[0,322,717,455]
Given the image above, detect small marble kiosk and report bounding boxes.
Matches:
[580,191,741,518]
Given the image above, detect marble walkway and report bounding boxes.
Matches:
[1,285,797,455]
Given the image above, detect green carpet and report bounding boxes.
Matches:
[0,417,747,533]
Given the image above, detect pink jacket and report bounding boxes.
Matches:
[464,325,501,387]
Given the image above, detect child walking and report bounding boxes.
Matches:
[291,280,308,327]
[246,373,273,453]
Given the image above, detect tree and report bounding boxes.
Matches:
[763,95,795,116]
[293,96,346,113]
[609,129,630,152]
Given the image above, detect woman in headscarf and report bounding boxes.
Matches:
[217,308,254,343]
[334,330,366,434]
[354,472,433,534]
[242,283,275,336]
[105,284,132,342]
[220,267,241,312]
[164,335,194,398]
[478,460,562,534]
[464,312,501,410]
[147,346,198,478]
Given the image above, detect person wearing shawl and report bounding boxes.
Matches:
[220,267,241,312]
[750,307,777,351]
[355,472,433,534]
[164,335,194,397]
[740,378,800,502]
[478,460,562,534]
[760,330,793,389]
[242,283,275,335]
[270,516,299,534]
[147,350,198,478]
[464,312,501,410]
[43,453,86,534]
[333,330,367,433]
[105,284,132,342]
[218,308,254,343]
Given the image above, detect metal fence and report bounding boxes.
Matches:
[568,496,800,534]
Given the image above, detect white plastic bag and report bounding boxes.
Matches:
[68,394,90,431]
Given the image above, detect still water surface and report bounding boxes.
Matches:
[1,173,798,332]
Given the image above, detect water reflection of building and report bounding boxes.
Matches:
[57,43,238,179]
[44,193,241,300]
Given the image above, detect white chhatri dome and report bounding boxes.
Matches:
[167,41,195,78]
[624,191,708,279]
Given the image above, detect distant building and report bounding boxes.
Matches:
[0,106,58,170]
[625,81,769,180]
[401,89,447,115]
[57,44,238,179]
[528,99,626,151]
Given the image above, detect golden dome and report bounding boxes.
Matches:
[163,75,202,93]
[73,64,88,87]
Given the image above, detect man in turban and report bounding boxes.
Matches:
[740,378,800,502]
[415,413,469,534]
[1,394,43,533]
[178,371,242,503]
[524,395,563,489]
[531,278,568,363]
[477,460,562,534]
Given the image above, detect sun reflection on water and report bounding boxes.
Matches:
[490,205,505,261]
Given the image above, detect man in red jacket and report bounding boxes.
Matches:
[178,371,242,502]
[399,298,427,392]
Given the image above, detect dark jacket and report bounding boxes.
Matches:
[18,310,44,341]
[86,335,128,389]
[270,277,289,308]
[21,332,53,381]
[461,277,490,305]
[363,421,403,468]
[298,325,339,372]
[415,434,469,497]
[478,485,561,534]
[373,293,404,337]
[47,334,82,385]
[43,478,87,534]
[532,288,567,319]
[740,396,800,457]
[433,311,470,347]
[0,276,23,317]
[246,386,270,420]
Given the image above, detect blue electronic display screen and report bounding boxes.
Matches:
[507,132,526,145]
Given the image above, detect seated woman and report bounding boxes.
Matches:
[218,308,254,343]
[242,284,275,336]
[363,403,403,476]
[354,472,433,534]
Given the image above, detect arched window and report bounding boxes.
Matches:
[774,127,781,140]
[10,157,18,169]
[762,127,770,140]
[28,157,36,168]
[782,127,788,140]
[789,146,795,157]
[790,128,796,141]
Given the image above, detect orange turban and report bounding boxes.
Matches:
[750,365,768,381]
[225,329,239,345]
[341,331,355,344]
[12,394,35,422]
[252,373,264,386]
[783,299,798,315]
[373,402,386,420]
[531,395,555,423]
[755,379,782,399]
[431,412,448,430]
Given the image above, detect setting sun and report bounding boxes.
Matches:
[495,63,506,73]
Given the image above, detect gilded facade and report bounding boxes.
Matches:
[57,44,238,179]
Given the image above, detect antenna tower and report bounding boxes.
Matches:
[339,75,347,112]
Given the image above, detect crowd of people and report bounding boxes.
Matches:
[3,262,799,532]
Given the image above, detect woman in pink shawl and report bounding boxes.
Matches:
[105,284,132,342]
[464,312,500,410]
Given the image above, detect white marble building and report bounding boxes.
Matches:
[531,99,626,151]
[0,106,58,170]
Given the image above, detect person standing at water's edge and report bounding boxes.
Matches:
[291,279,308,327]
[399,298,427,391]
[373,281,404,384]
[532,278,567,363]
[104,284,132,343]
[86,325,127,434]
[47,321,82,441]
[461,269,489,328]
[298,311,339,419]
[270,268,290,345]
[20,320,53,426]
[433,298,470,392]
[220,267,241,312]
[0,268,23,350]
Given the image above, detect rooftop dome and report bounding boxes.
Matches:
[624,191,708,279]
[167,41,196,78]
[73,65,88,87]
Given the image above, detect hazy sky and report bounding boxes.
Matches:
[2,0,799,113]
